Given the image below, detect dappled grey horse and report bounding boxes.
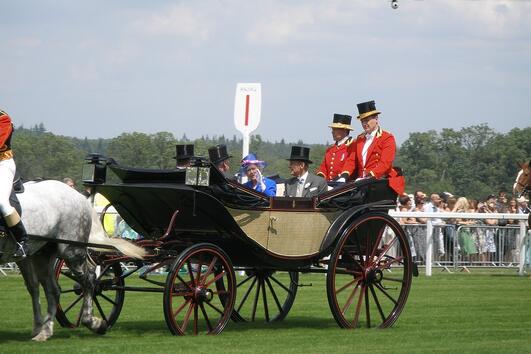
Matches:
[0,180,144,341]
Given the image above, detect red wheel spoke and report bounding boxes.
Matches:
[173,298,191,318]
[176,274,193,291]
[340,282,360,314]
[195,255,204,284]
[368,227,385,262]
[374,283,398,306]
[200,256,218,285]
[193,304,199,335]
[265,277,283,314]
[204,270,225,288]
[369,284,386,322]
[186,260,195,285]
[93,297,108,323]
[374,236,399,265]
[351,284,366,328]
[364,285,371,328]
[376,256,404,271]
[335,277,360,295]
[199,303,213,332]
[179,301,194,333]
[236,276,257,313]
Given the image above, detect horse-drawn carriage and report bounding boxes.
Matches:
[54,154,416,335]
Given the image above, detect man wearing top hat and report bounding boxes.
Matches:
[284,146,328,198]
[353,100,405,195]
[208,144,233,179]
[174,144,194,168]
[317,114,356,182]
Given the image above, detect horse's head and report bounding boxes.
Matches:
[513,160,531,196]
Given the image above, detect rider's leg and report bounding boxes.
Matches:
[4,209,29,257]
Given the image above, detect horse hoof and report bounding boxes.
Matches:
[31,333,49,342]
[95,320,108,335]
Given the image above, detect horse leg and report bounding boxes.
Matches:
[31,254,60,341]
[63,246,107,335]
[17,259,44,339]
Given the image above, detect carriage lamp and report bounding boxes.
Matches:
[82,153,107,184]
[185,166,210,186]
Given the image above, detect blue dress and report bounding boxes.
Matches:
[244,177,277,197]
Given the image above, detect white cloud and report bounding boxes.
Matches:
[134,4,209,40]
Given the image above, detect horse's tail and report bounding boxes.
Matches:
[88,208,146,259]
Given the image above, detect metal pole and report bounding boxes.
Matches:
[426,218,433,276]
[518,220,527,276]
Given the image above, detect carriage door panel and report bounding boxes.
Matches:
[267,211,339,257]
[228,209,270,250]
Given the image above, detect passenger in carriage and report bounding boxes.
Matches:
[352,100,404,195]
[284,145,327,198]
[316,114,356,182]
[0,109,29,257]
[240,153,276,197]
[208,144,233,179]
[173,143,194,168]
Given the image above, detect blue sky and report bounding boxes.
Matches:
[1,0,530,146]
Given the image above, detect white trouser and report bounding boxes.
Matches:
[0,158,16,217]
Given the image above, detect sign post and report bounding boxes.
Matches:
[234,83,262,160]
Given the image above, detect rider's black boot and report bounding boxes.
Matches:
[10,221,29,258]
[4,211,29,258]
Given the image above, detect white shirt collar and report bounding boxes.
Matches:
[336,136,350,146]
[298,171,309,183]
[365,129,377,140]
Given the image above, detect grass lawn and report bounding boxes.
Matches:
[1,269,530,353]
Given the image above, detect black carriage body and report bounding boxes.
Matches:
[93,160,397,270]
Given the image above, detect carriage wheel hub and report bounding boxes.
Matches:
[194,287,214,303]
[364,268,383,284]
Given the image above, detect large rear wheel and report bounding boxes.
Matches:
[327,212,412,329]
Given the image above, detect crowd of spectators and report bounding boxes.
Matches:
[397,190,530,265]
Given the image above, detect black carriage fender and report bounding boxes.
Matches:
[318,200,396,255]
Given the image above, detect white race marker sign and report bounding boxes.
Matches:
[234,83,261,159]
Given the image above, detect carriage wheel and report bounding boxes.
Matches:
[163,243,236,335]
[327,212,412,329]
[229,269,298,323]
[55,259,125,328]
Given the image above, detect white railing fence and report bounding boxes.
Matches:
[389,211,529,276]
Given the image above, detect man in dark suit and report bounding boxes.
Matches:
[284,146,328,198]
[208,144,233,179]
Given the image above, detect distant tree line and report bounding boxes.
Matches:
[12,124,530,200]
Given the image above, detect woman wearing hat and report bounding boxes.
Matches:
[317,114,356,182]
[240,153,276,197]
[353,100,405,195]
[0,109,29,257]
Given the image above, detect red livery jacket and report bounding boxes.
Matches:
[354,127,405,195]
[0,110,14,160]
[317,136,356,181]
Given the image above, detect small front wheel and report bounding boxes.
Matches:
[163,243,236,335]
[327,212,413,329]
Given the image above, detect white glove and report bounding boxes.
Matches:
[336,177,346,183]
[355,177,367,182]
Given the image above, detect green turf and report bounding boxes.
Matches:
[1,270,530,354]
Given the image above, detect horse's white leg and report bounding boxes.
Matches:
[17,259,44,338]
[31,254,60,342]
[63,247,107,335]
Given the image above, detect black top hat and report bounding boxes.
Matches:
[173,144,194,161]
[286,145,313,164]
[328,114,353,130]
[356,100,381,120]
[208,144,232,165]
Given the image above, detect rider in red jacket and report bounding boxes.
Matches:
[352,101,405,195]
[0,109,29,257]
